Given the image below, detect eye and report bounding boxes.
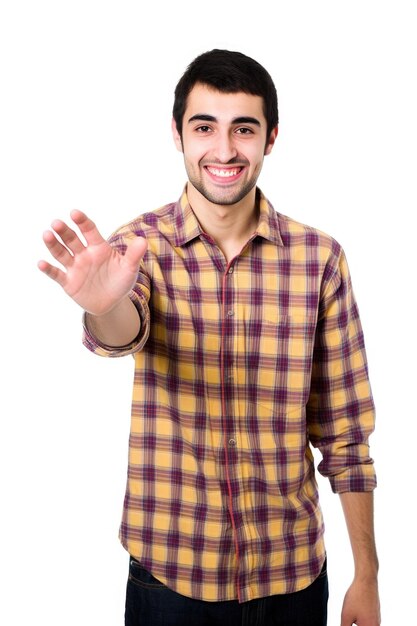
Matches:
[196,125,212,133]
[235,127,254,135]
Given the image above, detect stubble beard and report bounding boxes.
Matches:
[189,178,257,206]
[185,162,260,207]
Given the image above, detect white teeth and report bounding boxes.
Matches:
[207,167,241,178]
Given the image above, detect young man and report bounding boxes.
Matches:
[39,50,380,626]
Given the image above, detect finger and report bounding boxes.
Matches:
[37,259,67,287]
[42,229,74,267]
[51,219,86,255]
[70,210,106,246]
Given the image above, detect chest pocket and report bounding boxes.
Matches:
[245,314,318,411]
[253,314,317,360]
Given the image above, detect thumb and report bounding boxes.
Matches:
[124,236,148,269]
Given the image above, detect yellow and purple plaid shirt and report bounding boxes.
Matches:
[83,186,376,603]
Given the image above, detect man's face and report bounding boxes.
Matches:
[172,83,278,207]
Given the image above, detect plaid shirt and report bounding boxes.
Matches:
[83,186,376,603]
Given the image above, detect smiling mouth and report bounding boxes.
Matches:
[204,166,244,180]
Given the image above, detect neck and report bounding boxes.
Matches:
[186,183,259,252]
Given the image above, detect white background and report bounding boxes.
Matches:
[1,1,416,624]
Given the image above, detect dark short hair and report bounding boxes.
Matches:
[173,49,279,139]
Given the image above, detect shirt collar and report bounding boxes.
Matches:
[172,185,284,248]
[255,188,284,246]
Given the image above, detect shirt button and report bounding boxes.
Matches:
[228,267,234,274]
[228,438,237,447]
[227,310,234,317]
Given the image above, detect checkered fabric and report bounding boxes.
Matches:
[83,186,376,603]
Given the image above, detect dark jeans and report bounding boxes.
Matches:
[125,558,328,626]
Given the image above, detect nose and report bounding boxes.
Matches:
[213,129,238,163]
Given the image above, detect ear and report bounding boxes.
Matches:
[172,118,183,153]
[264,125,279,155]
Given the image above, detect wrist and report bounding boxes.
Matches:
[85,294,132,319]
[85,296,141,347]
[354,561,379,583]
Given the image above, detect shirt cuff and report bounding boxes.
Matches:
[329,463,377,493]
[82,289,150,357]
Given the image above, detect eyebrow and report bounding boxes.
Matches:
[187,114,261,126]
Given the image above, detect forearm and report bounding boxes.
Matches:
[85,295,141,347]
[339,491,379,580]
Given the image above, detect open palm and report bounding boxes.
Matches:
[38,210,147,316]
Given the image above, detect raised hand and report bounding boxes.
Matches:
[38,210,147,316]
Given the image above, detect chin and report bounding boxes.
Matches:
[195,182,257,207]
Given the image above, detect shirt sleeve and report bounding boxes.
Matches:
[306,245,377,493]
[82,227,151,358]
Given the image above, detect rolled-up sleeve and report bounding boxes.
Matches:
[307,246,377,493]
[82,228,151,358]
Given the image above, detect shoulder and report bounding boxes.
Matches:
[277,211,342,258]
[274,211,349,290]
[106,201,178,252]
[111,202,177,239]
